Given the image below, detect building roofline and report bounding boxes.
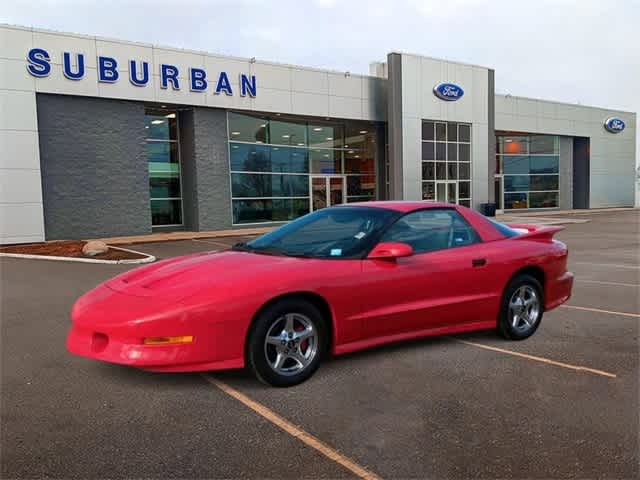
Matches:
[496,92,637,116]
[387,50,494,71]
[0,22,381,81]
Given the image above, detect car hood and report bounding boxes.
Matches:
[105,250,308,300]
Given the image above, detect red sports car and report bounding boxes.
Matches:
[67,201,573,387]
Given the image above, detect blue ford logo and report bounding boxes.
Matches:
[604,117,625,133]
[433,83,464,101]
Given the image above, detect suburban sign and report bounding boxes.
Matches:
[433,82,464,101]
[603,117,625,134]
[25,47,257,97]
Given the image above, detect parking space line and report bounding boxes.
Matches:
[577,279,639,288]
[560,304,640,318]
[201,374,382,480]
[449,338,617,378]
[573,261,639,270]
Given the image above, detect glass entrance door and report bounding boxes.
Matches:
[310,176,346,211]
[435,181,458,204]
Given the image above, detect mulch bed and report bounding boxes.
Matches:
[0,240,147,261]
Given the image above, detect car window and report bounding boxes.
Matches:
[381,209,480,254]
[243,207,400,259]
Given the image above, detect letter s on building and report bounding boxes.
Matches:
[27,48,51,77]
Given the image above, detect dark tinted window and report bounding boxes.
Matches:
[381,209,480,254]
[489,219,521,238]
[244,207,399,258]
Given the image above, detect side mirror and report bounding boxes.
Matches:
[367,241,414,260]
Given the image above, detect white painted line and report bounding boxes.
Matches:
[577,279,639,288]
[202,374,382,480]
[560,304,640,318]
[450,338,617,378]
[573,261,640,270]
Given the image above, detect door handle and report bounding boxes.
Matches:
[472,258,487,267]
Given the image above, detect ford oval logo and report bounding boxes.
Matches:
[433,83,464,101]
[604,117,625,133]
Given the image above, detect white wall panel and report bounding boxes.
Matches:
[291,92,328,117]
[329,95,362,119]
[0,169,43,204]
[34,66,99,97]
[32,30,98,68]
[0,130,41,170]
[0,25,33,60]
[0,204,45,242]
[291,68,328,95]
[0,89,38,131]
[328,73,361,98]
[0,58,36,91]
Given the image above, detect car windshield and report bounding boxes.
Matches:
[235,207,401,259]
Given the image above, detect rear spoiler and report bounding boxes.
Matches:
[507,223,564,241]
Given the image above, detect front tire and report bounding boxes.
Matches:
[498,274,544,340]
[247,299,327,387]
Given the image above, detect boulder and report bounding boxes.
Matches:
[82,240,109,257]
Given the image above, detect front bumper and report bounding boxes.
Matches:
[66,285,246,372]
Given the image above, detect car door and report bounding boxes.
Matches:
[357,208,500,340]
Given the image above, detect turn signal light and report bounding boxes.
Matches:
[143,335,194,345]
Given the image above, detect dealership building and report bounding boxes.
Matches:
[1,24,637,244]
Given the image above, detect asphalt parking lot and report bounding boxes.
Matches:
[1,210,638,479]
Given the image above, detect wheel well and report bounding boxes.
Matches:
[245,292,334,357]
[511,265,545,291]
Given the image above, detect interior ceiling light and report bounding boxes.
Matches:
[359,130,368,134]
[151,120,164,125]
[231,131,240,135]
[297,143,304,146]
[326,137,333,141]
[260,124,266,127]
[165,113,176,119]
[348,150,354,154]
[282,134,290,138]
[313,127,323,131]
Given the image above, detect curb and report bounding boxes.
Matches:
[0,245,155,265]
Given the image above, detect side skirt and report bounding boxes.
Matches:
[333,320,498,356]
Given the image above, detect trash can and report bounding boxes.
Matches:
[480,203,496,217]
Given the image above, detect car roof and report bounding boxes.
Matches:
[341,200,456,213]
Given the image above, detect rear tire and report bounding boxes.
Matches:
[247,299,327,387]
[498,274,544,340]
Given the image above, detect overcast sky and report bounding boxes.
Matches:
[3,0,639,165]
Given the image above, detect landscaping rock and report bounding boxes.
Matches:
[82,240,109,257]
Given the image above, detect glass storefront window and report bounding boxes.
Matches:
[228,112,377,224]
[346,174,375,198]
[530,135,559,154]
[310,149,340,174]
[270,120,307,146]
[146,109,182,227]
[228,112,268,143]
[145,114,177,140]
[421,120,472,205]
[232,198,310,224]
[309,124,343,148]
[231,173,309,198]
[230,144,309,173]
[497,133,560,210]
[422,141,435,161]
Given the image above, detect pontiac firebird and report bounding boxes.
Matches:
[67,201,574,387]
